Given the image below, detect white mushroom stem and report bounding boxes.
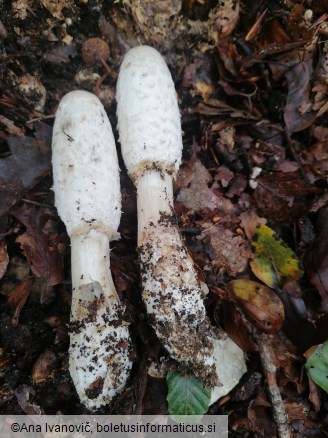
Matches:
[137,172,172,242]
[52,90,131,410]
[117,45,246,403]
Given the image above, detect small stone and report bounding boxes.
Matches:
[81,37,110,66]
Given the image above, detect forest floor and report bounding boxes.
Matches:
[0,1,328,436]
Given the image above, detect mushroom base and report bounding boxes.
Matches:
[139,214,246,399]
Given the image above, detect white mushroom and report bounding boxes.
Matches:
[116,45,246,403]
[52,90,132,410]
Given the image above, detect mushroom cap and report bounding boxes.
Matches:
[116,45,183,182]
[52,90,121,239]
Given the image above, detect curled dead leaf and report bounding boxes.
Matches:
[7,278,34,327]
[229,279,285,334]
[12,204,66,287]
[0,356,12,371]
[32,349,58,384]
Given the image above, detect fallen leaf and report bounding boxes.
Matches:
[199,222,252,276]
[0,122,52,218]
[305,341,328,393]
[99,15,130,58]
[308,376,321,413]
[284,57,316,134]
[176,147,235,216]
[217,300,255,351]
[304,141,328,178]
[0,356,12,371]
[215,165,234,188]
[239,210,266,240]
[250,224,303,288]
[44,43,77,64]
[211,0,240,40]
[241,41,305,70]
[182,52,215,101]
[229,279,285,334]
[0,114,25,136]
[40,0,72,20]
[230,371,262,402]
[254,172,319,223]
[247,389,277,436]
[275,160,299,173]
[7,278,34,327]
[12,204,66,287]
[285,400,311,421]
[32,349,58,384]
[166,370,211,416]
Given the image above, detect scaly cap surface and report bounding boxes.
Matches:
[116,45,183,182]
[52,90,121,239]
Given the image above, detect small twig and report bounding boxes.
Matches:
[27,114,55,124]
[256,333,291,438]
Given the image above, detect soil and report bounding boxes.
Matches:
[0,1,328,436]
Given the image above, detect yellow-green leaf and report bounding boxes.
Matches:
[229,279,284,333]
[305,341,328,393]
[250,224,303,288]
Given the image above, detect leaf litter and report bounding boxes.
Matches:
[0,0,327,435]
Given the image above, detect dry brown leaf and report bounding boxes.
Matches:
[210,0,240,40]
[7,278,34,327]
[254,172,320,223]
[304,142,328,178]
[239,210,266,241]
[0,122,52,219]
[308,376,321,413]
[215,165,234,188]
[40,0,72,20]
[126,0,182,47]
[217,300,256,351]
[32,349,58,384]
[176,149,221,214]
[12,0,29,19]
[12,204,66,287]
[0,115,25,136]
[199,222,251,276]
[229,280,285,334]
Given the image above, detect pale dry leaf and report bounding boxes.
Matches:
[176,160,218,214]
[215,165,234,188]
[0,115,25,136]
[199,222,252,276]
[12,0,29,20]
[40,0,72,20]
[240,210,266,240]
[210,0,240,41]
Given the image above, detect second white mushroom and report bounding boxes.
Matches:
[116,45,246,403]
